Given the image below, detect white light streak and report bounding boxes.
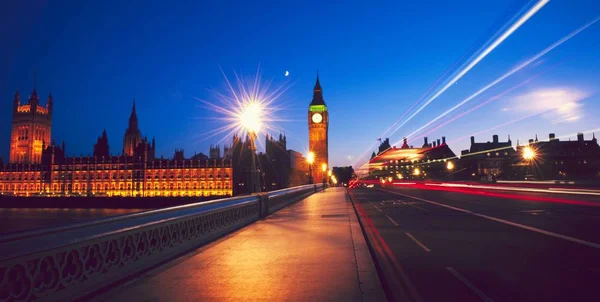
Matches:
[401,15,600,143]
[390,0,550,136]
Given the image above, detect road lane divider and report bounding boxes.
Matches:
[348,190,424,302]
[374,205,383,212]
[381,188,600,250]
[386,215,400,226]
[405,232,431,252]
[446,267,494,302]
[407,203,429,212]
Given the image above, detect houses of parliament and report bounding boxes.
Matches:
[1,75,329,197]
[0,82,233,197]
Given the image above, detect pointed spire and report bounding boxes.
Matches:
[310,73,326,106]
[314,70,322,91]
[13,90,20,109]
[102,128,107,137]
[31,72,38,100]
[535,134,538,142]
[128,99,138,129]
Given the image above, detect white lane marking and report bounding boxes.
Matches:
[405,232,431,252]
[383,189,600,249]
[385,214,399,226]
[407,203,429,212]
[446,267,493,302]
[517,209,546,213]
[373,205,383,212]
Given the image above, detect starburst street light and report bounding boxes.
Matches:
[239,102,263,134]
[196,68,291,194]
[307,152,315,184]
[523,146,536,160]
[195,68,290,145]
[447,161,455,171]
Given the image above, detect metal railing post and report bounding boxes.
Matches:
[257,193,269,219]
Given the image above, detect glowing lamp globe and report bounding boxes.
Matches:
[523,146,536,160]
[240,102,262,134]
[307,152,315,165]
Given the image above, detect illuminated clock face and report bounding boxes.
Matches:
[312,113,323,124]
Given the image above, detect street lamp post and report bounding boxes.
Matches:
[321,163,327,186]
[307,152,315,184]
[522,146,536,180]
[240,102,262,194]
[247,131,261,193]
[446,161,454,180]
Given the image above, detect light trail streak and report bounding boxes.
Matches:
[354,1,550,168]
[354,38,479,167]
[389,0,550,138]
[400,15,600,145]
[413,70,545,143]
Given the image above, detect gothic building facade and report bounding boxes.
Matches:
[515,133,600,180]
[368,137,456,181]
[1,98,232,197]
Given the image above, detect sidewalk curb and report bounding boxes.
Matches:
[347,189,422,302]
[345,189,387,301]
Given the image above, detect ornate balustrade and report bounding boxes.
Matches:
[0,184,324,302]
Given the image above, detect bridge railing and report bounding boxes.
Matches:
[0,184,324,302]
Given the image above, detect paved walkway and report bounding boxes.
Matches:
[95,187,385,302]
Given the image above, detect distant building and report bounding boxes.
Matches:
[1,98,232,197]
[515,133,600,180]
[459,135,517,179]
[288,150,308,187]
[209,145,221,159]
[9,79,53,164]
[368,137,456,181]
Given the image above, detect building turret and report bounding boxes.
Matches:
[47,93,53,115]
[13,90,20,111]
[93,129,110,157]
[9,76,53,164]
[174,149,185,161]
[129,100,138,129]
[123,100,143,156]
[401,137,409,149]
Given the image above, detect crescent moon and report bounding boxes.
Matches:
[285,71,289,77]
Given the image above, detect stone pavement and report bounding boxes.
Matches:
[94,187,386,302]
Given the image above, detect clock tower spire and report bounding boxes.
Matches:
[308,73,329,183]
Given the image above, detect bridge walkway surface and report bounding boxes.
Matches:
[93,187,385,301]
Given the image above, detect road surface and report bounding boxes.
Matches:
[350,185,600,302]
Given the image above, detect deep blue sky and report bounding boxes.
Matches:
[2,0,600,167]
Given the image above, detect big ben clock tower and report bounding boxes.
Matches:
[308,74,329,182]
